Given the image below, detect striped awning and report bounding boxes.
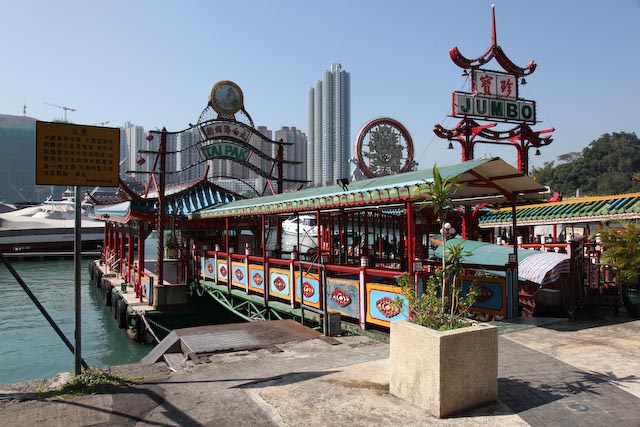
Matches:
[479,192,640,227]
[518,252,570,287]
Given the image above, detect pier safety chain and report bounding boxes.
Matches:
[140,313,171,343]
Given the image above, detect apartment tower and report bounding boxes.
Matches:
[307,63,350,187]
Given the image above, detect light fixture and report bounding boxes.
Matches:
[520,77,527,85]
[535,148,541,156]
[447,141,454,150]
[337,178,349,191]
[461,69,469,77]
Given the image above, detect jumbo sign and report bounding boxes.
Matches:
[453,91,536,124]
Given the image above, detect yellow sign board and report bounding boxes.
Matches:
[36,121,120,186]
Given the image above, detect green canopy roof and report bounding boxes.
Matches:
[479,192,640,227]
[191,157,547,219]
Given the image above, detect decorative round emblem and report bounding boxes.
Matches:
[209,80,244,115]
[376,296,401,318]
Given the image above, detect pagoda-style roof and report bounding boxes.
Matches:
[478,193,640,228]
[95,179,241,224]
[449,5,536,76]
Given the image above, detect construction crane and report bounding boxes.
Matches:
[44,102,76,122]
[93,121,110,126]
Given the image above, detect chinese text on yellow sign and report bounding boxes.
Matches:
[36,121,120,186]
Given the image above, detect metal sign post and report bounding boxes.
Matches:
[74,186,82,374]
[35,121,120,376]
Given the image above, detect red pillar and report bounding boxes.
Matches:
[406,202,415,275]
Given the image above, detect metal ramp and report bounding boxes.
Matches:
[142,320,324,364]
[180,330,260,354]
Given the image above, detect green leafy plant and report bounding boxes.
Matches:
[425,164,462,311]
[32,368,134,398]
[56,368,133,396]
[595,221,640,288]
[394,243,479,331]
[393,164,479,330]
[165,233,179,249]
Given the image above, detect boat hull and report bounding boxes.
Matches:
[0,227,104,253]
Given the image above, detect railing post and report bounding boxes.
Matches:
[148,277,154,306]
[359,263,367,330]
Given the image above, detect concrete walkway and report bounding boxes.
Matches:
[0,311,638,427]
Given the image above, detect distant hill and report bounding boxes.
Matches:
[0,114,37,128]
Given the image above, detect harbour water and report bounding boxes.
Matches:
[0,258,151,385]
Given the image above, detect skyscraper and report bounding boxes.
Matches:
[307,63,350,187]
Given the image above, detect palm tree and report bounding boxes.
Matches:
[423,164,462,310]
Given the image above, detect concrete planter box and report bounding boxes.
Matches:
[390,320,498,418]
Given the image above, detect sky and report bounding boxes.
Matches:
[2,0,640,172]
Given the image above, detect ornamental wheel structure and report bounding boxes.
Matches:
[355,117,415,178]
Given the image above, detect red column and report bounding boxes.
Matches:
[406,202,415,275]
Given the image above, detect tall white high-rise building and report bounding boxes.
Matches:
[123,122,147,183]
[307,63,350,187]
[179,127,206,183]
[122,122,179,185]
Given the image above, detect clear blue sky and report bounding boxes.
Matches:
[3,0,639,170]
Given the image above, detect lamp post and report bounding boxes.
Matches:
[441,222,457,301]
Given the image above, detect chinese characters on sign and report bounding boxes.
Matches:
[473,70,517,99]
[198,122,252,144]
[36,121,120,186]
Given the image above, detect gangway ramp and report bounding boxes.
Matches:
[142,320,324,365]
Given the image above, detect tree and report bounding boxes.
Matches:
[531,132,640,196]
[597,221,640,288]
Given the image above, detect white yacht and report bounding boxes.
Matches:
[281,215,318,237]
[0,189,105,254]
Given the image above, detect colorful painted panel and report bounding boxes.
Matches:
[326,277,359,319]
[201,257,216,280]
[141,275,151,300]
[294,271,320,309]
[231,261,247,289]
[460,276,507,317]
[269,268,291,300]
[216,259,229,284]
[248,265,265,294]
[366,283,407,327]
[123,266,134,284]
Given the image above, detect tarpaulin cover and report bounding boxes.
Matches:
[435,238,570,286]
[517,252,570,287]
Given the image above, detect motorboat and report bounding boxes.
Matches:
[0,189,105,254]
[281,215,318,237]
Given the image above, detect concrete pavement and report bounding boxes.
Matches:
[0,310,638,427]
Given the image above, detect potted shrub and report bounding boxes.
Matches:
[165,233,179,259]
[389,165,498,418]
[596,221,640,317]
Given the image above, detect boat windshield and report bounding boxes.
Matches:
[302,217,316,227]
